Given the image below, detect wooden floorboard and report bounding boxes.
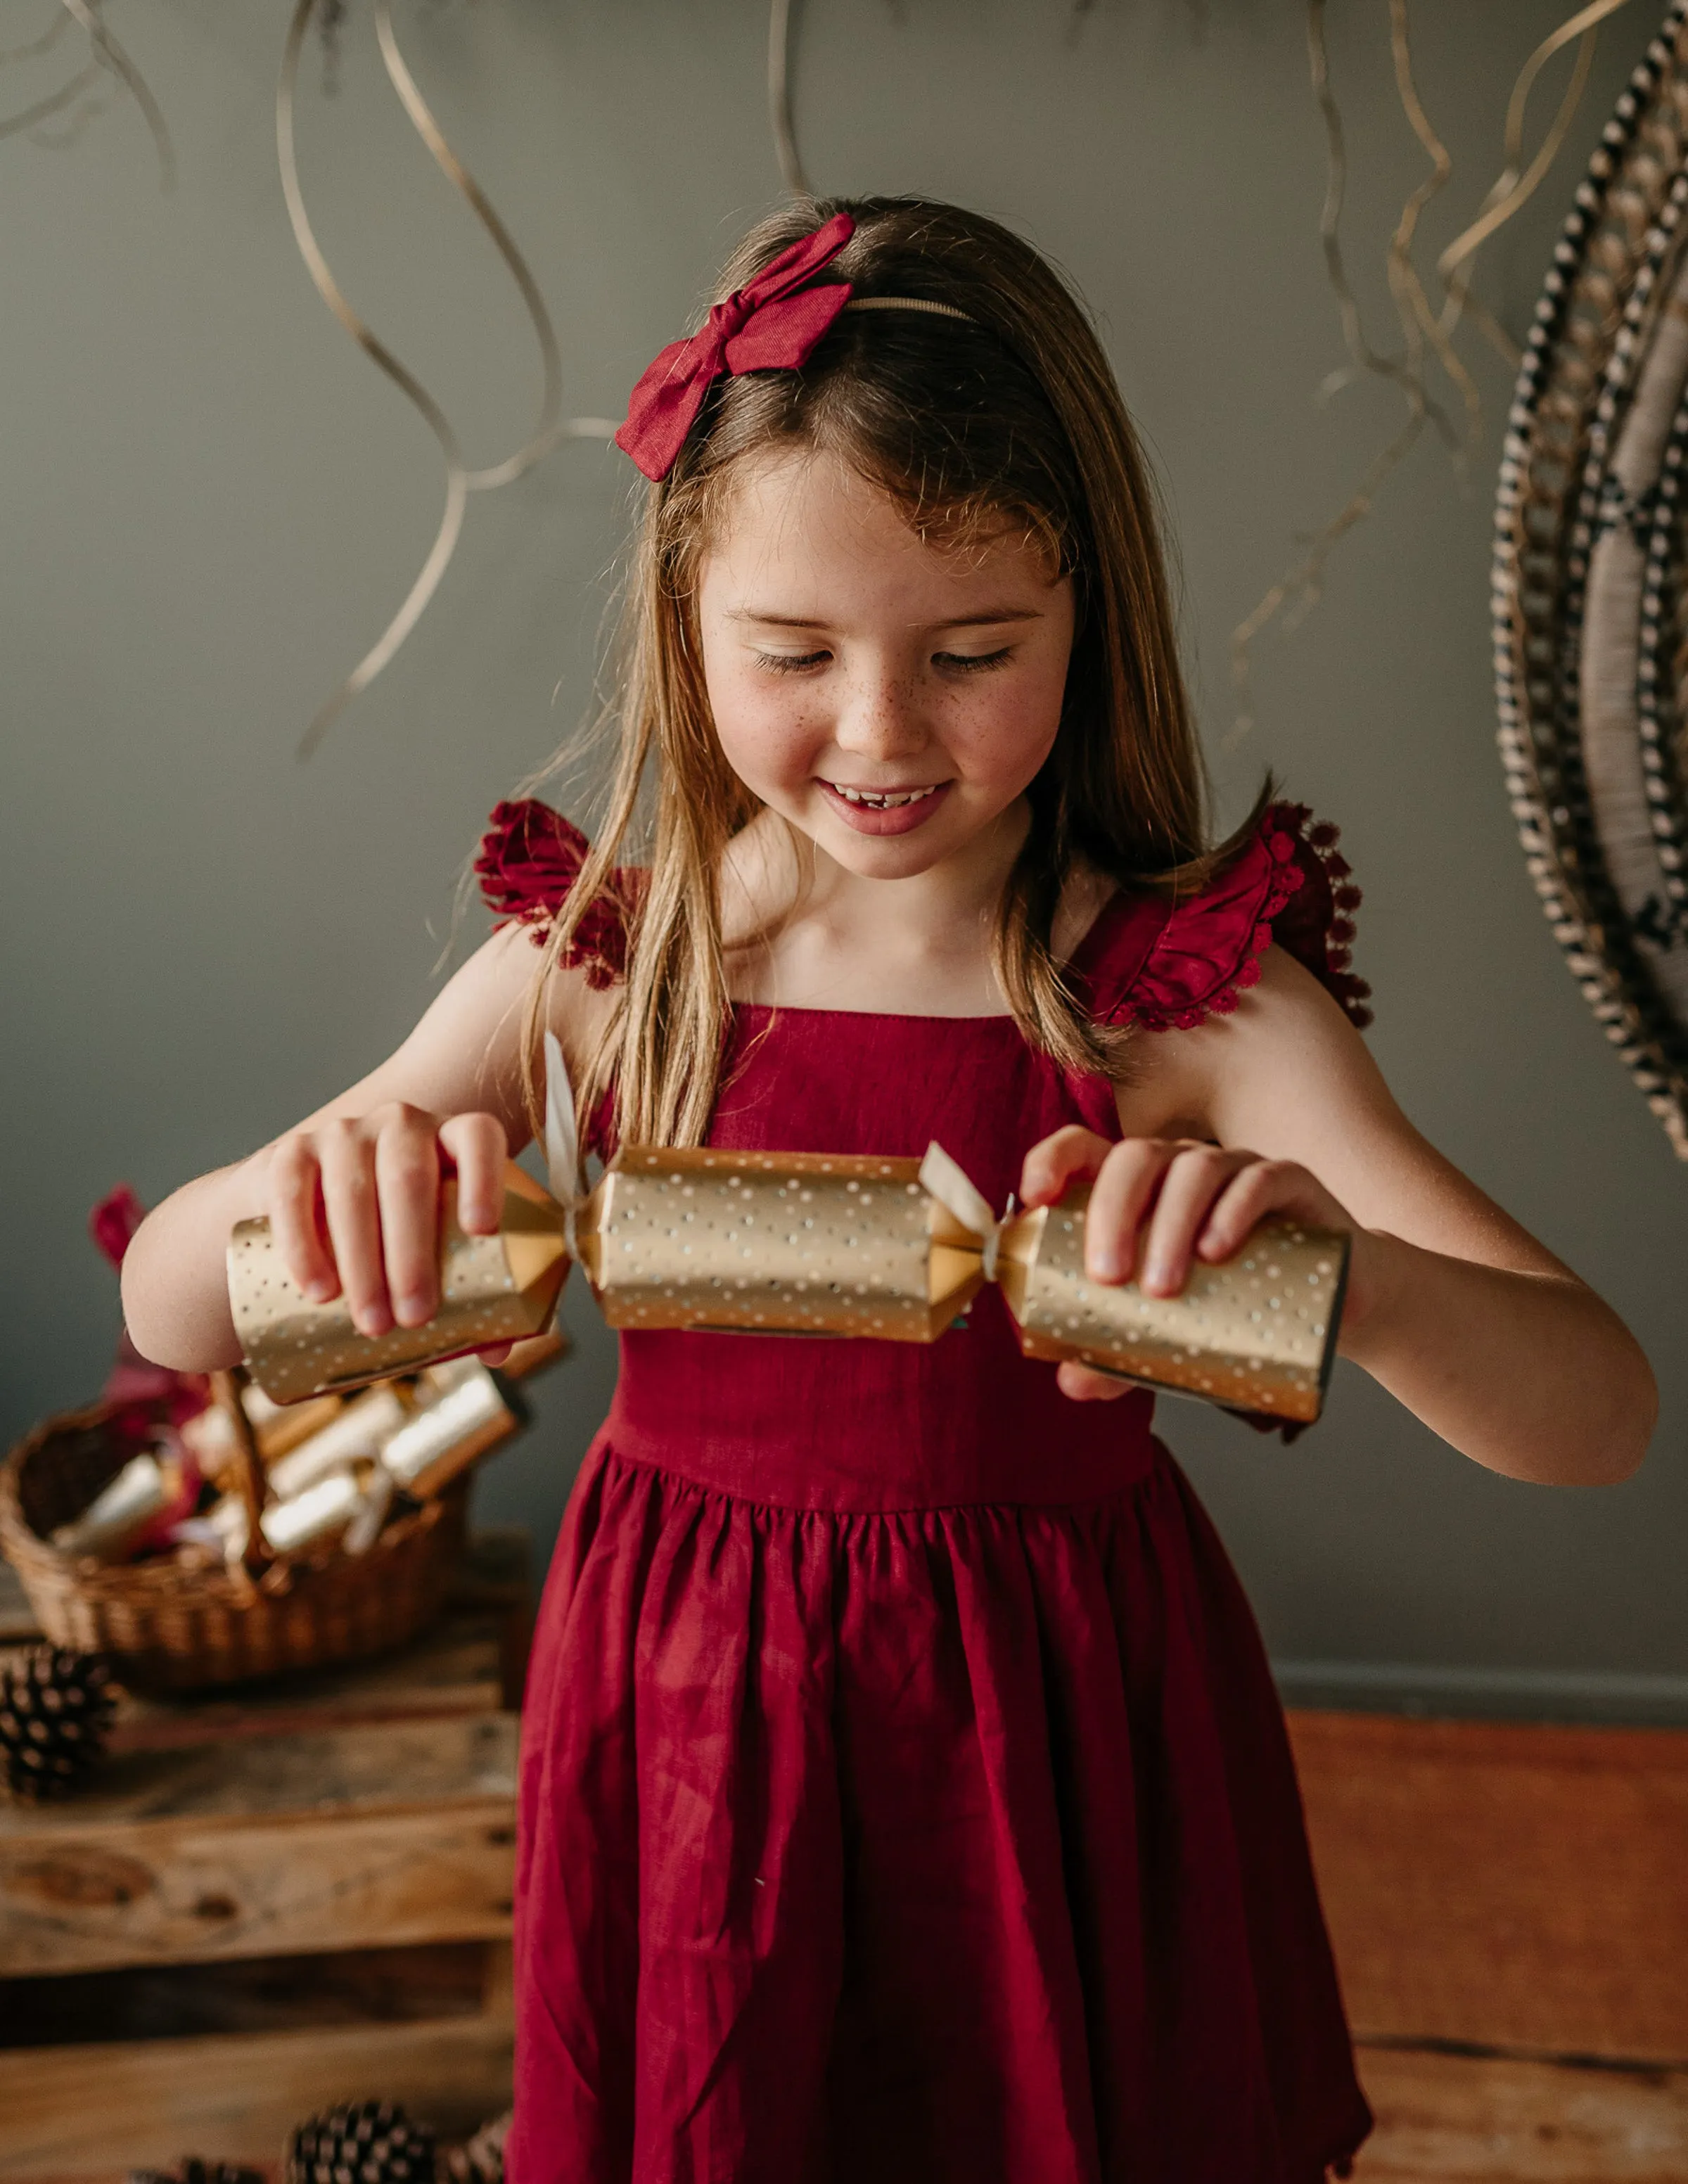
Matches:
[1352,2045,1688,2181]
[1289,1711,1688,2064]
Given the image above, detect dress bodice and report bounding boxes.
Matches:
[475,799,1369,1508]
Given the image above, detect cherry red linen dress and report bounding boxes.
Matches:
[477,800,1376,2184]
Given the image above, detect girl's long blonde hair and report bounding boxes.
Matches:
[523,196,1234,1162]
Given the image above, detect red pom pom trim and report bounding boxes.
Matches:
[474,800,642,990]
[1097,803,1372,1036]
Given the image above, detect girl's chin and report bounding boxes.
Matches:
[815,780,954,837]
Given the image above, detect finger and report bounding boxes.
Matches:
[1019,1125,1113,1208]
[317,1122,391,1338]
[1196,1158,1310,1263]
[1139,1145,1255,1296]
[1056,1359,1132,1402]
[375,1114,443,1329]
[440,1111,509,1235]
[267,1137,338,1302]
[1082,1138,1182,1283]
[475,1342,513,1369]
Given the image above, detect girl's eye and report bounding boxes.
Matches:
[754,649,831,675]
[934,648,1014,674]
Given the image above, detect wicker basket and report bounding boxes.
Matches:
[0,1396,466,1692]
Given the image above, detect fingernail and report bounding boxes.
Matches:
[305,1279,335,1303]
[1089,1249,1121,1283]
[354,1307,392,1338]
[1144,1259,1172,1294]
[397,1291,433,1327]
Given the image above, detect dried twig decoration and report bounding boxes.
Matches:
[53,0,172,186]
[0,59,100,142]
[1437,0,1630,366]
[279,0,616,759]
[0,0,171,178]
[1229,0,1635,742]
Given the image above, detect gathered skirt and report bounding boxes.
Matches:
[509,1433,1371,2184]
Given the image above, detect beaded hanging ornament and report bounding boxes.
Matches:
[1494,0,1688,1156]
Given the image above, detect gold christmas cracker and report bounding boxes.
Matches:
[380,1358,520,1497]
[51,1451,181,1560]
[229,1131,1346,1423]
[579,1148,981,1341]
[229,1168,568,1404]
[992,1187,1347,1424]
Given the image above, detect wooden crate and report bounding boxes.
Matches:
[0,1542,528,2181]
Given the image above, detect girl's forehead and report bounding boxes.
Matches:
[701,448,1061,601]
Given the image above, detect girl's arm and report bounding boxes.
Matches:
[1023,947,1656,1486]
[122,927,596,1375]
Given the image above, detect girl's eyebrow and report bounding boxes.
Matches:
[724,605,1046,628]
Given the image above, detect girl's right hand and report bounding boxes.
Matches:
[261,1104,509,1338]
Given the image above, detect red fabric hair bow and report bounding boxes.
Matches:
[614,212,857,482]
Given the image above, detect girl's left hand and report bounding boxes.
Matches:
[1019,1127,1364,1404]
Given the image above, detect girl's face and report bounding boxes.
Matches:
[696,451,1076,879]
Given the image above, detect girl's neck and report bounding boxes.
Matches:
[721,801,1110,1016]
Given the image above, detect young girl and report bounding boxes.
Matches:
[123,198,1655,2184]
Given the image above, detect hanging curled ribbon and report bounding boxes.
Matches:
[278,0,617,759]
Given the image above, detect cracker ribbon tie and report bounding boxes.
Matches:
[542,1030,586,1260]
[919,1142,1014,1284]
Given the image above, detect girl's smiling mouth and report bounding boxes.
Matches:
[819,779,952,834]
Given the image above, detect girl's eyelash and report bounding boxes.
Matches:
[935,648,1014,673]
[751,646,1014,675]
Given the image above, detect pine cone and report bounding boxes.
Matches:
[289,2102,436,2184]
[0,1647,115,1801]
[443,2112,509,2184]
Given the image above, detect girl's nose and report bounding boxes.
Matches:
[833,670,929,759]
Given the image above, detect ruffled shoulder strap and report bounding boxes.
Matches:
[474,799,643,990]
[1074,801,1373,1033]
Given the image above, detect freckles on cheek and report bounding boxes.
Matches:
[712,678,817,792]
[945,694,1061,794]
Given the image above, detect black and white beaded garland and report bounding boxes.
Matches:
[1494,0,1688,1156]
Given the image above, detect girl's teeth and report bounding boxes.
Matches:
[832,784,938,808]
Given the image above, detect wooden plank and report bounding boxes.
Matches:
[448,1529,535,1708]
[1289,1711,1688,2064]
[0,1801,514,1975]
[0,1942,492,2045]
[1352,2045,1688,2181]
[108,1617,506,1753]
[480,1938,513,2027]
[0,2010,512,2178]
[0,1714,515,1833]
[0,1718,516,1974]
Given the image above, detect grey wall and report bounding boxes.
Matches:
[4,0,1684,1718]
